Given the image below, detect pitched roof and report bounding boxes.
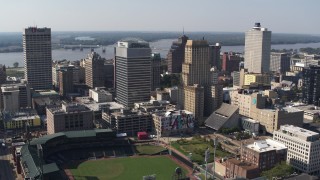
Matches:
[205,103,239,130]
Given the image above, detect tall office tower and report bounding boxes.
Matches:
[103,60,114,88]
[115,39,151,107]
[244,23,271,74]
[151,53,161,91]
[0,64,6,84]
[209,43,221,70]
[59,68,73,97]
[85,52,105,88]
[181,40,218,123]
[167,35,188,73]
[23,27,52,90]
[302,65,320,106]
[270,52,290,73]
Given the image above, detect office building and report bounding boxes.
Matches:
[0,64,6,84]
[230,91,303,133]
[89,87,112,103]
[273,125,320,176]
[222,52,242,73]
[244,23,271,74]
[151,53,161,91]
[115,39,151,107]
[1,110,40,129]
[46,102,93,134]
[59,68,73,97]
[181,40,221,123]
[270,52,291,73]
[0,84,31,112]
[209,43,221,70]
[302,65,320,106]
[225,158,260,179]
[23,27,52,90]
[52,61,80,89]
[167,35,188,73]
[102,108,152,136]
[85,52,105,88]
[152,109,194,137]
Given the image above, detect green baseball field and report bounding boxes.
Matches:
[66,156,189,180]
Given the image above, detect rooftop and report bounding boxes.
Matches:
[278,125,319,137]
[75,96,124,111]
[246,139,286,153]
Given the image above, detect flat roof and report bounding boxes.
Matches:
[246,139,286,153]
[241,117,259,123]
[279,125,319,137]
[75,96,124,111]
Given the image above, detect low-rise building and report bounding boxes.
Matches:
[102,108,152,136]
[152,109,194,137]
[225,158,260,179]
[0,83,31,112]
[273,125,320,176]
[89,87,112,103]
[241,139,287,170]
[134,100,170,113]
[205,103,239,131]
[1,110,41,129]
[46,102,93,134]
[241,117,259,134]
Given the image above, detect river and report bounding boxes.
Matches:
[0,39,320,67]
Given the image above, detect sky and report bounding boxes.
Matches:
[0,0,319,34]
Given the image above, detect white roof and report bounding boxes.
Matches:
[246,139,286,152]
[279,125,319,137]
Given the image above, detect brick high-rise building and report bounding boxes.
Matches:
[167,35,188,74]
[85,52,105,88]
[244,23,271,74]
[23,27,52,90]
[115,39,151,107]
[222,52,242,73]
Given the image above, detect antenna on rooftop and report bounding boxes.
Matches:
[183,26,184,35]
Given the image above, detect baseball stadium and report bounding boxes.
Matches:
[15,129,192,180]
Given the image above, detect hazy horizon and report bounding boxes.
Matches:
[0,0,319,34]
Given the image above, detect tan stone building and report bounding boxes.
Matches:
[46,103,93,134]
[180,40,222,124]
[230,90,303,133]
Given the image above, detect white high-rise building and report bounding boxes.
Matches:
[244,23,271,74]
[273,125,320,176]
[23,27,52,90]
[115,39,151,107]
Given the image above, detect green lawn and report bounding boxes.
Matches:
[68,156,188,180]
[171,137,231,164]
[135,145,166,155]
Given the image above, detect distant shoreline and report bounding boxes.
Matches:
[1,40,320,53]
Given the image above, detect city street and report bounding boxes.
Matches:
[0,147,15,180]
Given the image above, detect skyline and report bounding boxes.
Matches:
[0,0,319,34]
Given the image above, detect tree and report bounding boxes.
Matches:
[261,161,294,180]
[13,62,19,68]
